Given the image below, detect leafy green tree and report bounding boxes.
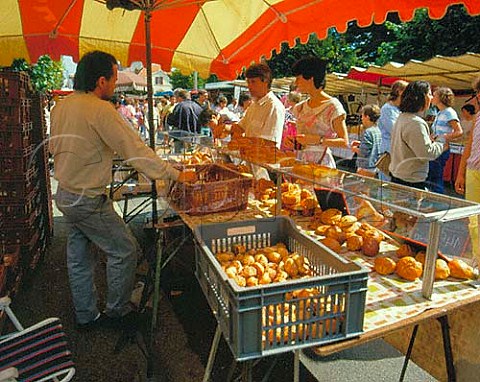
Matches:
[266,4,479,77]
[10,58,30,72]
[10,55,63,93]
[388,5,480,62]
[268,30,364,77]
[31,55,63,93]
[169,69,208,90]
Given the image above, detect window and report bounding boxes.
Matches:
[155,77,164,85]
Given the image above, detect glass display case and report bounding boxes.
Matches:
[273,167,480,299]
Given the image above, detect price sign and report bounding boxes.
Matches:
[410,219,471,256]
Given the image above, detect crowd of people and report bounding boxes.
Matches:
[106,55,479,202]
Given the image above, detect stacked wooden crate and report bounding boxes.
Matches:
[0,71,52,296]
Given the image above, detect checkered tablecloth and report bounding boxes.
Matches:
[293,218,479,333]
[182,201,479,334]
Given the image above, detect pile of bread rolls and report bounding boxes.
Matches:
[261,289,342,345]
[309,208,385,256]
[216,242,314,288]
[292,163,339,180]
[255,181,319,216]
[374,243,476,281]
[174,149,213,165]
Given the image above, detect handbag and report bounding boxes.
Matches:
[375,152,391,174]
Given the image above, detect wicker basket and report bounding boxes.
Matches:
[170,163,252,215]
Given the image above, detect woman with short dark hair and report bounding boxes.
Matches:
[389,81,446,189]
[288,56,348,168]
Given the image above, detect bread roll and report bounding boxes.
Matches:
[374,257,397,275]
[315,225,331,236]
[267,251,282,263]
[242,265,257,278]
[234,275,246,287]
[282,192,298,206]
[321,237,342,253]
[415,251,426,265]
[252,262,265,278]
[284,258,299,278]
[396,244,414,258]
[301,196,318,210]
[338,215,358,229]
[320,208,343,225]
[435,259,450,280]
[362,237,380,257]
[241,254,255,266]
[396,256,423,281]
[346,235,363,251]
[326,225,346,244]
[448,258,475,280]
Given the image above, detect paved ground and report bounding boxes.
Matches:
[7,178,440,381]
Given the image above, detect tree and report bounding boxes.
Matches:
[31,55,64,93]
[268,30,364,76]
[169,69,208,90]
[10,55,63,93]
[387,5,480,63]
[266,4,480,77]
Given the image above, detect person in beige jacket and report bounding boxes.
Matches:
[389,81,446,190]
[50,51,195,329]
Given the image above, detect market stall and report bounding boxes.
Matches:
[2,1,480,380]
[133,143,478,380]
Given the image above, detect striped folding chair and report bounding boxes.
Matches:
[0,297,75,382]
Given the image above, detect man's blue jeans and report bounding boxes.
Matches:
[55,187,137,324]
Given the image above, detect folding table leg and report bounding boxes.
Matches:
[399,324,419,382]
[293,350,300,382]
[438,315,456,382]
[203,325,222,382]
[399,316,456,382]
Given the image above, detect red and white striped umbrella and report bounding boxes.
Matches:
[1,0,479,79]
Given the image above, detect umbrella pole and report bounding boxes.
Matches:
[144,9,158,226]
[144,7,162,381]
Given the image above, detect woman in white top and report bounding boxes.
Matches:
[286,56,348,168]
[426,87,463,194]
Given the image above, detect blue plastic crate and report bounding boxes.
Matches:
[194,216,368,361]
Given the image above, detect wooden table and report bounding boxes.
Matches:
[175,206,480,382]
[309,292,480,382]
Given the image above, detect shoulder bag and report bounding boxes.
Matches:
[375,152,391,175]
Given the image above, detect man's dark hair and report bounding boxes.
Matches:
[245,63,272,88]
[74,51,117,92]
[292,56,327,89]
[461,104,476,115]
[399,81,431,113]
